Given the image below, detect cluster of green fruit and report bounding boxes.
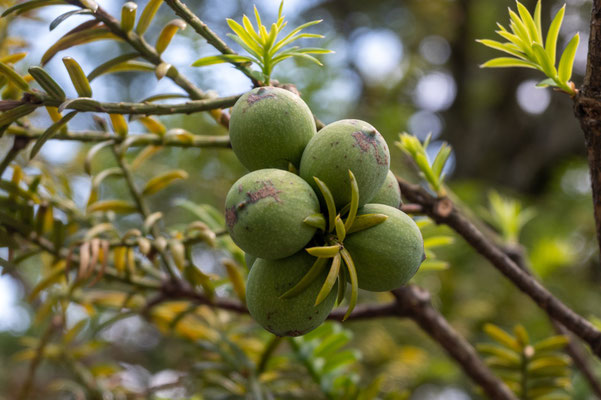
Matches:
[224,86,425,337]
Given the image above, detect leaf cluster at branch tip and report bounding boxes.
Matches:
[477,0,579,95]
[192,1,333,84]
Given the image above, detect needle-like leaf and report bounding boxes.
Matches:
[545,5,565,65]
[303,213,326,231]
[336,266,347,305]
[480,57,539,69]
[344,170,359,231]
[306,245,341,258]
[516,1,540,45]
[314,177,337,232]
[136,0,163,35]
[280,257,329,299]
[0,62,28,91]
[335,215,346,242]
[315,253,340,306]
[558,33,579,84]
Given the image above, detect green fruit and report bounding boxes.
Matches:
[371,170,402,208]
[344,204,424,292]
[244,253,257,269]
[229,86,316,171]
[246,251,337,336]
[225,169,319,260]
[299,119,390,209]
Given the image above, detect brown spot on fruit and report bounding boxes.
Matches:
[243,91,276,112]
[225,206,237,229]
[225,169,320,260]
[246,180,282,203]
[352,130,389,165]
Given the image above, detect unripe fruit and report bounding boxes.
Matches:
[246,251,337,336]
[344,204,424,291]
[229,86,316,171]
[371,170,402,208]
[225,169,320,260]
[299,119,390,209]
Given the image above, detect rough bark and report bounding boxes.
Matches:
[574,0,601,257]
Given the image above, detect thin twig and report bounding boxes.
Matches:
[400,203,424,214]
[7,126,231,148]
[19,93,238,115]
[392,286,517,400]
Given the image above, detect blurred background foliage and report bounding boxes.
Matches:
[0,0,600,399]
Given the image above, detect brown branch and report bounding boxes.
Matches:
[146,280,249,315]
[400,203,424,214]
[336,288,517,399]
[396,176,601,359]
[574,0,601,257]
[150,281,516,400]
[391,286,517,400]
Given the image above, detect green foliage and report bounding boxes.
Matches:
[528,236,576,278]
[192,1,333,84]
[480,190,535,244]
[478,0,579,95]
[395,133,452,196]
[478,323,572,399]
[290,322,376,399]
[0,0,598,398]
